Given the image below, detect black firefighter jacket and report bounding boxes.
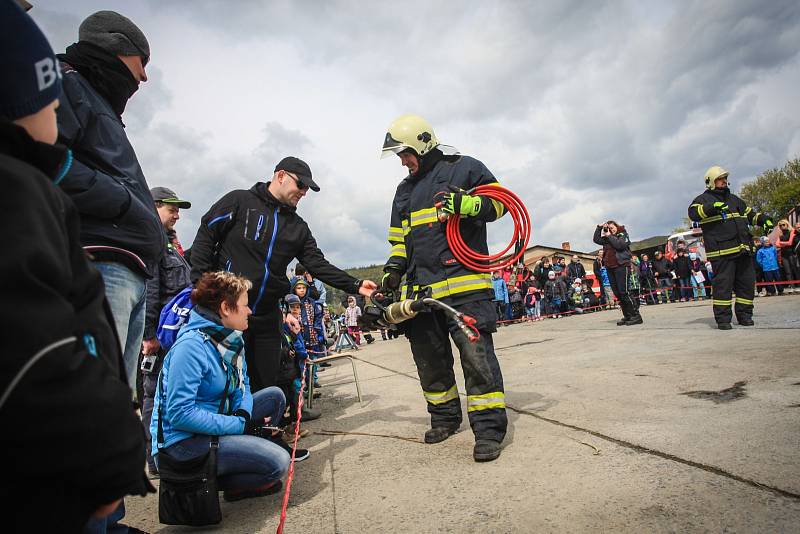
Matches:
[383,154,506,305]
[190,182,360,315]
[688,188,767,260]
[55,61,163,277]
[0,122,151,532]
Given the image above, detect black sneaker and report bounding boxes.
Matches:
[271,436,310,462]
[424,425,459,444]
[473,439,503,462]
[223,480,283,502]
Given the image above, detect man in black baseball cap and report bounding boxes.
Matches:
[190,156,377,406]
[274,156,320,193]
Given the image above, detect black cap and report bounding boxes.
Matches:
[150,186,191,208]
[274,156,320,192]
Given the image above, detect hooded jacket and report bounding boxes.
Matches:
[384,153,506,305]
[492,276,509,303]
[756,245,779,272]
[55,60,163,277]
[688,188,767,259]
[190,182,360,315]
[0,122,151,530]
[151,309,253,454]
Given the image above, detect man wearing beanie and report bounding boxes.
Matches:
[0,1,152,531]
[55,10,164,392]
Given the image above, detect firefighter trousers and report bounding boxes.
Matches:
[710,254,755,325]
[404,299,507,443]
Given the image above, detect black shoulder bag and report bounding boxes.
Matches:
[156,370,230,526]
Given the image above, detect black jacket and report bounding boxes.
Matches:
[144,229,192,339]
[0,122,151,532]
[567,261,586,281]
[593,226,633,266]
[384,154,504,305]
[55,61,163,277]
[673,254,692,278]
[652,256,673,279]
[190,182,360,315]
[688,188,767,259]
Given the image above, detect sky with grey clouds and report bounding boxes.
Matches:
[31,0,800,268]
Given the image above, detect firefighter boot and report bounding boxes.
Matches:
[473,439,503,462]
[616,301,631,326]
[424,425,459,444]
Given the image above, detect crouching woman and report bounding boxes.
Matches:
[151,272,291,502]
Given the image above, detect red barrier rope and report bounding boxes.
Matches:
[444,184,531,272]
[276,358,307,534]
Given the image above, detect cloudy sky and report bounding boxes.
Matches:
[32,0,800,268]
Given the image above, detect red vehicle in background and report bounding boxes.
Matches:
[665,227,705,261]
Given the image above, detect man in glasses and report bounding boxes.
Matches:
[191,157,377,408]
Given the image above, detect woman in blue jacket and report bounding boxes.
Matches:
[151,272,296,502]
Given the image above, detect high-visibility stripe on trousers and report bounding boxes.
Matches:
[709,254,756,325]
[404,299,507,443]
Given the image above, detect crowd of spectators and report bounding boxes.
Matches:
[489,226,800,328]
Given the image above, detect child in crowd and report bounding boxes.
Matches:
[544,271,566,318]
[688,252,707,300]
[600,264,615,307]
[756,236,783,296]
[568,278,584,314]
[344,296,362,344]
[524,286,539,321]
[292,278,325,386]
[283,294,314,439]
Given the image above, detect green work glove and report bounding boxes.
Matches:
[380,271,402,292]
[437,191,482,217]
[763,218,774,230]
[712,201,729,214]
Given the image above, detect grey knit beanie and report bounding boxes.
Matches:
[79,10,150,64]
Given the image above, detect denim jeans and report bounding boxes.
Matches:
[93,261,146,388]
[690,275,706,298]
[83,501,128,534]
[157,387,290,492]
[657,278,672,303]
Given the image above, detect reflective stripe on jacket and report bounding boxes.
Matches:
[688,189,766,259]
[384,155,505,304]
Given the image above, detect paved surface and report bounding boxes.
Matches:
[127,295,800,533]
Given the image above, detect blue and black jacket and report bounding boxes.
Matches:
[190,182,360,315]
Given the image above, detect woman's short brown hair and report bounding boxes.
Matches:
[191,271,252,312]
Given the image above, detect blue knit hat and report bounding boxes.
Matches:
[0,0,62,120]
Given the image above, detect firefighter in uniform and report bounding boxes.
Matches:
[378,114,508,462]
[688,166,773,330]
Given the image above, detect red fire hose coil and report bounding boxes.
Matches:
[445,184,531,272]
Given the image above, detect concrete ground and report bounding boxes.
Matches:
[127,294,800,533]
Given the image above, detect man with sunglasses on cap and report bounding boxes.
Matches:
[190,157,377,399]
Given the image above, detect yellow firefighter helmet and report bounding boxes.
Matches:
[704,165,729,190]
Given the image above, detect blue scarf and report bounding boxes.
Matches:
[195,306,246,398]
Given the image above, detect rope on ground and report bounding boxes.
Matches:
[276,359,307,534]
[564,435,601,455]
[316,429,425,444]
